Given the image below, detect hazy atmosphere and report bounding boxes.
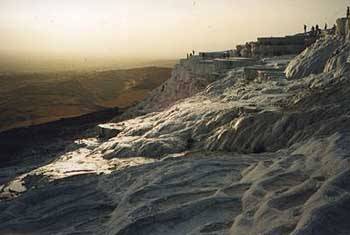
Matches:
[0,0,346,62]
[3,1,350,234]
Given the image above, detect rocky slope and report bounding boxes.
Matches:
[1,35,350,235]
[117,59,224,121]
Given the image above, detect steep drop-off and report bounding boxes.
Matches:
[118,63,219,121]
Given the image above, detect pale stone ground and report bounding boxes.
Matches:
[1,35,350,234]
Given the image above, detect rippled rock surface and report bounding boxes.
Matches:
[2,36,350,235]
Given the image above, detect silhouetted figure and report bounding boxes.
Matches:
[304,25,307,34]
[347,7,350,18]
[245,42,251,50]
[311,26,315,37]
[324,23,328,30]
[316,24,320,36]
[192,50,195,56]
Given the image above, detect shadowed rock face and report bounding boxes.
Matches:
[2,36,350,235]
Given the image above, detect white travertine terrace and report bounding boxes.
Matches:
[2,19,350,235]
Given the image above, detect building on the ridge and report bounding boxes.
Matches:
[235,33,320,58]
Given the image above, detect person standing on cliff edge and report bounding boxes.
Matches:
[315,25,320,36]
[304,25,307,34]
[347,6,350,18]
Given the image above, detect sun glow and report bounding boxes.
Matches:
[0,0,347,61]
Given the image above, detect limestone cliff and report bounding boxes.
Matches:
[118,57,257,121]
[117,61,217,121]
[2,35,350,235]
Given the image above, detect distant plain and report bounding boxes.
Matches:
[0,65,173,132]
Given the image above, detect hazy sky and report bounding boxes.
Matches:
[0,0,347,60]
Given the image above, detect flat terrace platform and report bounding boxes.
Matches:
[244,65,286,81]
